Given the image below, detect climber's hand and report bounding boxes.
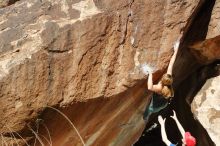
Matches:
[158,115,166,125]
[141,63,155,75]
[170,110,177,120]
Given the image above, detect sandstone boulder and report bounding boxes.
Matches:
[190,36,220,64]
[190,0,220,64]
[191,74,220,146]
[0,0,214,145]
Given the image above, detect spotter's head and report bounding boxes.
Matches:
[184,132,196,146]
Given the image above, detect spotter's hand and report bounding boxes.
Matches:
[158,115,166,125]
[170,110,177,120]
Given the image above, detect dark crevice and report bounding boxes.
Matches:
[174,0,216,87]
[0,0,20,8]
[183,62,220,103]
[135,0,216,146]
[168,62,219,146]
[47,49,69,53]
[8,0,20,5]
[183,0,215,43]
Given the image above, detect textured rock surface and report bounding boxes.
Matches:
[0,0,19,8]
[191,75,220,146]
[37,81,149,146]
[0,0,217,145]
[190,36,220,64]
[207,0,220,39]
[190,0,220,64]
[0,0,9,8]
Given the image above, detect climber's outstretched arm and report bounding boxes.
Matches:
[170,110,185,138]
[147,73,162,93]
[166,37,181,75]
[158,116,172,146]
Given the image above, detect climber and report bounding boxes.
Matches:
[143,36,180,122]
[158,111,196,146]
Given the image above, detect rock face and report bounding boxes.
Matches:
[190,1,220,144]
[191,74,220,146]
[206,0,220,39]
[190,36,220,64]
[0,0,19,8]
[0,0,9,8]
[0,0,219,145]
[190,0,220,64]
